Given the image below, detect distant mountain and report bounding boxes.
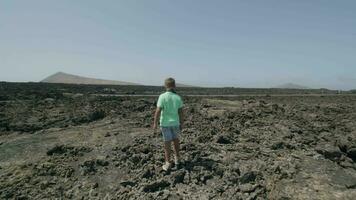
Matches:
[41,72,196,87]
[274,83,310,89]
[41,72,139,85]
[176,83,196,87]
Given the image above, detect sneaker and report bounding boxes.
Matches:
[162,162,171,171]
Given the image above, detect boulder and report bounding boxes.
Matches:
[142,180,170,193]
[347,148,356,161]
[315,144,342,161]
[240,171,258,184]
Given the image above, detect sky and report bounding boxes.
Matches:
[1,0,356,89]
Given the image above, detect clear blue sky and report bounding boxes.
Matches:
[1,0,355,89]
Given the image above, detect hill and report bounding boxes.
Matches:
[41,72,196,87]
[41,72,139,85]
[274,83,310,89]
[176,83,196,87]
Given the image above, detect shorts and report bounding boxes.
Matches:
[160,126,180,142]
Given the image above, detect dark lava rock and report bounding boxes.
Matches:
[216,135,232,144]
[271,104,285,113]
[337,138,352,153]
[347,148,356,161]
[88,110,106,122]
[170,170,186,185]
[224,171,239,184]
[231,162,241,175]
[34,162,74,177]
[92,182,99,189]
[240,171,258,184]
[239,183,257,193]
[120,181,136,187]
[46,145,68,155]
[96,159,109,166]
[271,141,285,150]
[141,168,154,179]
[271,141,295,150]
[142,180,170,193]
[80,160,97,175]
[315,144,342,161]
[130,154,141,165]
[46,145,92,156]
[140,146,150,154]
[79,159,109,175]
[196,135,212,143]
[9,122,43,133]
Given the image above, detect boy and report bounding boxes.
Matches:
[153,78,184,171]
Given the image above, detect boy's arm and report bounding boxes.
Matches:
[154,95,163,132]
[153,107,161,131]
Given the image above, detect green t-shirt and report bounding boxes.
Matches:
[157,91,183,127]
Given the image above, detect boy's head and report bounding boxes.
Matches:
[164,77,176,90]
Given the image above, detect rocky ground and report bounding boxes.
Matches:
[1,84,356,199]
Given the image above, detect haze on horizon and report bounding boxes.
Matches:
[1,0,355,90]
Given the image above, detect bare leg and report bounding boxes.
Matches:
[164,141,172,163]
[172,138,180,160]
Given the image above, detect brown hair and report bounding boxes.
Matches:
[164,77,176,89]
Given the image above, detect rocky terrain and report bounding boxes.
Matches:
[1,83,356,199]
